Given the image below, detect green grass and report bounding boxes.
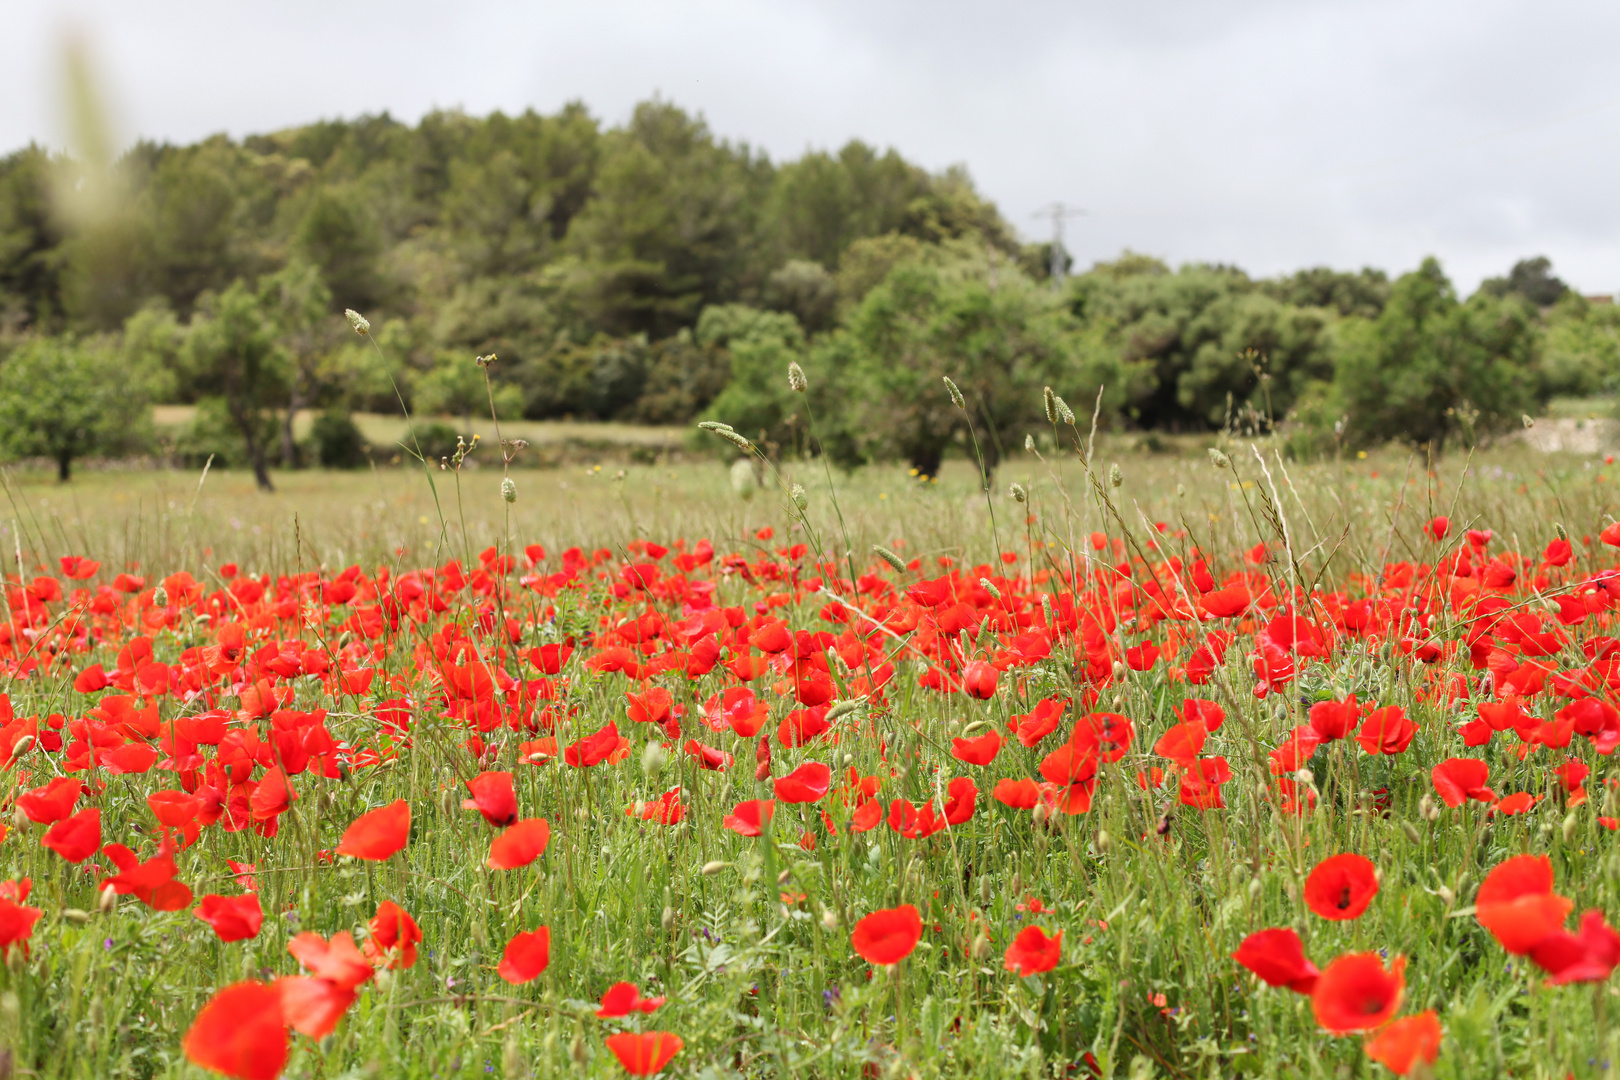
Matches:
[3,433,1620,1079]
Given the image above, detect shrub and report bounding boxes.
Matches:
[310,409,370,468]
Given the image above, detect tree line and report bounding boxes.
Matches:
[0,98,1615,483]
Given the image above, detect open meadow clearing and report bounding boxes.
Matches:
[3,428,1620,1079]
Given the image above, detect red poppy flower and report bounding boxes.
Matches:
[596,981,666,1017]
[1492,792,1538,815]
[708,686,769,737]
[774,762,831,803]
[1179,697,1225,732]
[529,643,573,674]
[564,721,623,767]
[1232,928,1318,993]
[497,926,551,984]
[1269,725,1322,774]
[1355,706,1416,756]
[943,776,977,824]
[1364,1011,1442,1075]
[1423,515,1449,541]
[365,900,421,969]
[1430,758,1494,808]
[1475,854,1573,955]
[962,660,998,699]
[626,687,674,726]
[194,894,264,943]
[1202,586,1251,618]
[1303,853,1379,921]
[463,771,518,827]
[1009,697,1068,747]
[951,731,1003,766]
[1311,952,1405,1033]
[182,981,287,1080]
[1153,721,1206,763]
[1003,925,1062,975]
[1038,743,1100,814]
[18,776,83,824]
[336,799,410,861]
[1177,756,1232,809]
[42,807,101,863]
[722,799,775,836]
[604,1032,684,1076]
[991,778,1040,809]
[1308,695,1362,741]
[851,904,923,966]
[288,931,373,990]
[487,818,551,869]
[60,555,100,579]
[276,975,357,1040]
[1071,712,1133,762]
[0,896,43,957]
[1530,910,1620,984]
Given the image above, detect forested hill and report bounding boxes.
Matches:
[0,98,1616,482]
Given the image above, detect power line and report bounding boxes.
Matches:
[1032,201,1086,286]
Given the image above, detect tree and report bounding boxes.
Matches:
[1333,257,1542,447]
[1479,256,1569,308]
[178,280,288,490]
[257,260,338,467]
[0,335,154,479]
[837,249,1077,476]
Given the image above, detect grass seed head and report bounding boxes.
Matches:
[873,545,907,574]
[944,376,965,410]
[344,308,370,335]
[788,361,808,393]
[1009,482,1027,503]
[501,477,516,503]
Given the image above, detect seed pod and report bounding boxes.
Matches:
[873,545,906,574]
[788,361,808,393]
[1401,821,1421,845]
[1563,812,1579,843]
[344,309,370,335]
[1009,482,1027,503]
[944,376,965,410]
[701,860,730,876]
[826,699,863,721]
[1208,448,1230,469]
[501,477,516,503]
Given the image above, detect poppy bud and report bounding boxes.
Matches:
[501,478,516,503]
[1010,871,1022,895]
[1095,829,1111,854]
[345,308,371,335]
[641,741,667,778]
[979,876,992,905]
[1419,794,1440,822]
[569,1024,586,1066]
[374,969,394,994]
[1564,812,1579,843]
[11,804,26,832]
[62,908,90,925]
[1436,884,1454,906]
[1401,821,1421,845]
[820,907,839,931]
[1111,661,1127,681]
[661,906,675,932]
[98,884,117,915]
[972,931,992,961]
[701,861,730,876]
[1248,877,1263,901]
[7,735,31,760]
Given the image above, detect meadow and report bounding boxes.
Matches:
[2,416,1620,1080]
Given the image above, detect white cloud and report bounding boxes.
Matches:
[5,0,1618,293]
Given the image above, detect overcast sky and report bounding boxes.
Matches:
[6,0,1619,293]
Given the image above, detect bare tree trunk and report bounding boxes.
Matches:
[57,453,72,482]
[281,394,302,470]
[234,406,275,492]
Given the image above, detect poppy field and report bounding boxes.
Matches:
[4,395,1620,1079]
